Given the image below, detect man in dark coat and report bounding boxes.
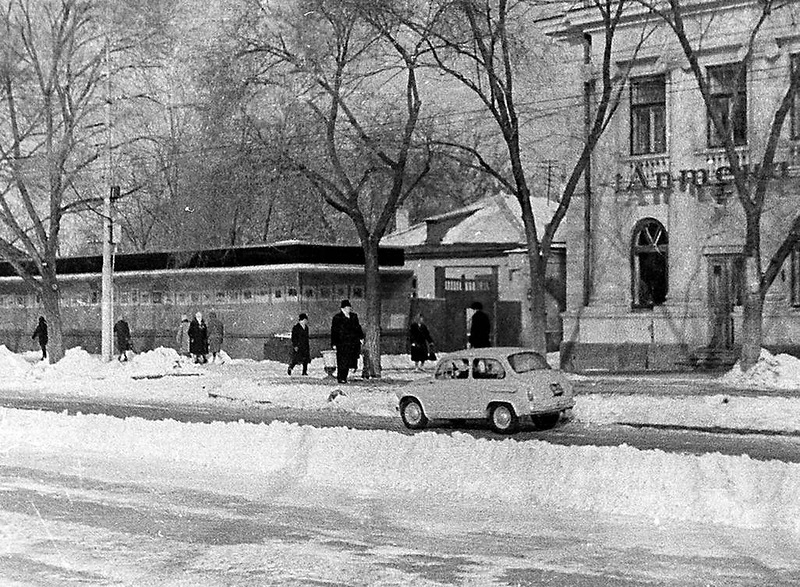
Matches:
[188,311,208,364]
[330,299,363,384]
[31,316,48,361]
[288,313,311,376]
[468,301,491,348]
[113,317,132,362]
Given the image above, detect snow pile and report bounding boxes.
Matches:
[39,347,104,380]
[721,349,800,390]
[125,347,204,378]
[0,345,34,378]
[2,408,798,536]
[575,393,800,433]
[211,378,399,416]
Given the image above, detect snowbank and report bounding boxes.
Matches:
[575,393,800,433]
[2,408,798,536]
[721,348,800,391]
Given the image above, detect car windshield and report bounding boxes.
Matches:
[508,351,550,373]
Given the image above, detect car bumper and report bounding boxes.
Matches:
[529,397,575,415]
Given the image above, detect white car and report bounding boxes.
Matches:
[396,347,575,434]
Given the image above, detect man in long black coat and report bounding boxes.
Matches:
[330,299,363,383]
[188,311,208,364]
[468,301,491,348]
[113,317,132,362]
[288,313,311,376]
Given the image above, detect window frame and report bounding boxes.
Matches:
[706,62,748,148]
[791,54,800,141]
[792,245,800,307]
[629,74,667,156]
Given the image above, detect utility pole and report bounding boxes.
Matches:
[101,20,115,362]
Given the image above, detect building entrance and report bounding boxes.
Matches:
[706,254,742,349]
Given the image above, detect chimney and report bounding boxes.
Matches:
[395,207,410,232]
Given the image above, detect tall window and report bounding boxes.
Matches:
[630,75,666,155]
[791,54,800,140]
[707,63,747,147]
[631,218,668,309]
[792,245,800,307]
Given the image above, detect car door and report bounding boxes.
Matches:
[428,357,470,418]
[471,357,509,417]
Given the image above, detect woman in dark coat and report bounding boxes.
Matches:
[188,311,208,364]
[408,313,434,371]
[31,316,48,360]
[330,300,363,384]
[206,311,224,363]
[288,313,311,376]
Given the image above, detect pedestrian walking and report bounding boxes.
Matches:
[408,313,434,371]
[330,299,363,384]
[31,316,48,361]
[207,311,224,363]
[188,311,208,364]
[288,313,310,376]
[176,314,191,356]
[114,317,132,362]
[468,301,491,348]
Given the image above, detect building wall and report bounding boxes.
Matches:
[407,249,566,349]
[558,1,800,371]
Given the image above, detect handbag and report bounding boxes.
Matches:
[427,343,437,361]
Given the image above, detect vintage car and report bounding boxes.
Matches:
[396,347,575,434]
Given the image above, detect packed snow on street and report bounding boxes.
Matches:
[1,345,799,586]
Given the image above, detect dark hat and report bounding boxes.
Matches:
[470,301,483,310]
[340,299,351,308]
[299,313,308,320]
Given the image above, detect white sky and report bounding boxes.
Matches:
[2,345,800,584]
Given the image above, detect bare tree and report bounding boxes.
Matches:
[0,0,115,361]
[237,0,434,377]
[407,0,648,354]
[639,0,800,370]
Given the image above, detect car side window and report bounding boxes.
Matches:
[472,358,505,379]
[435,361,454,380]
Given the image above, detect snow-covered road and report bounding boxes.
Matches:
[2,346,800,585]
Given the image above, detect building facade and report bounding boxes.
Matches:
[550,1,800,371]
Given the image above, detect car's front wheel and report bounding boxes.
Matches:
[489,403,518,434]
[532,412,561,430]
[400,398,428,430]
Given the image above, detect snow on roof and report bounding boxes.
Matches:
[382,194,560,247]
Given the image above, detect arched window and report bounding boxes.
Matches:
[631,218,668,308]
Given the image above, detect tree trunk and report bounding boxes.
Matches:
[40,277,64,364]
[362,241,382,379]
[739,255,763,371]
[527,251,548,354]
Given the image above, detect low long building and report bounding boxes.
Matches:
[0,241,413,360]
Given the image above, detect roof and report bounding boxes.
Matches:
[382,194,560,248]
[0,241,405,278]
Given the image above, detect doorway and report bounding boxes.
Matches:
[706,254,742,349]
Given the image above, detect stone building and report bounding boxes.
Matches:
[546,1,800,371]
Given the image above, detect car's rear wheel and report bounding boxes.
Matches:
[489,403,518,434]
[400,398,428,430]
[532,412,561,430]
